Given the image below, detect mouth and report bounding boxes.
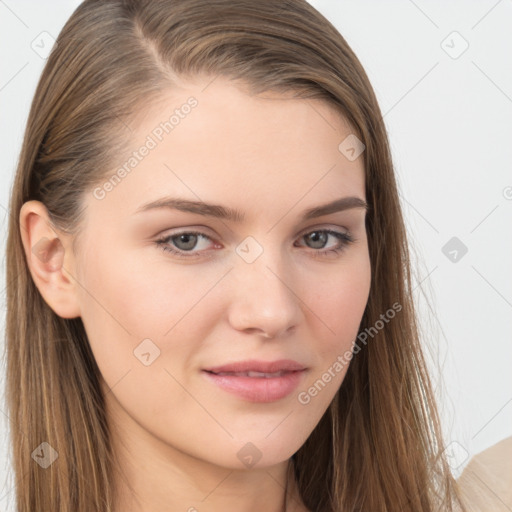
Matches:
[201,360,307,402]
[203,359,306,374]
[205,370,294,378]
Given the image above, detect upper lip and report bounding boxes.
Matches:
[204,359,306,374]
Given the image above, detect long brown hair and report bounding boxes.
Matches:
[4,0,466,510]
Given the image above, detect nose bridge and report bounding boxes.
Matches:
[234,233,289,292]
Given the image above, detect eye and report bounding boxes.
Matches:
[155,231,216,260]
[154,228,356,260]
[294,229,355,258]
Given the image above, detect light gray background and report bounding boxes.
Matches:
[1,1,511,509]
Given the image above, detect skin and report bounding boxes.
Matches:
[20,75,371,512]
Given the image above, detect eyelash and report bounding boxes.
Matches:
[154,228,356,260]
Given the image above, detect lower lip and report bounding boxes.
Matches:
[202,370,306,402]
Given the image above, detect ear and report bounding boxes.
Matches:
[19,200,81,319]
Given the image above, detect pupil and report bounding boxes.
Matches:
[308,231,327,249]
[175,234,197,250]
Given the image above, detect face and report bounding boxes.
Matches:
[67,76,371,469]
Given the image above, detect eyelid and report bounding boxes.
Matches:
[154,224,355,261]
[296,223,350,236]
[156,223,351,244]
[154,224,217,239]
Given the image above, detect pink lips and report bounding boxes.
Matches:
[204,359,306,374]
[202,359,307,402]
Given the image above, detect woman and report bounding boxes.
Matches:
[4,0,467,510]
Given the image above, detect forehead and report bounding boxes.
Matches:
[85,76,365,225]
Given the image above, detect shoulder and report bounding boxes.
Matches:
[456,436,512,512]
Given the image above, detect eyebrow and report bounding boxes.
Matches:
[134,195,368,222]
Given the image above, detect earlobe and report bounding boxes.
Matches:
[19,200,81,319]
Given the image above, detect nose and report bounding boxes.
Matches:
[227,245,303,339]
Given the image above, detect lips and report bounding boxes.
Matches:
[211,370,288,378]
[202,359,307,402]
[204,359,306,374]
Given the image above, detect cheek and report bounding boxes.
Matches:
[294,257,370,416]
[77,245,227,395]
[80,244,217,335]
[309,255,371,349]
